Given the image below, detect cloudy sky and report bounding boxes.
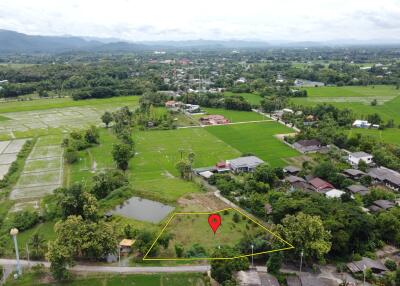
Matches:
[0,0,400,42]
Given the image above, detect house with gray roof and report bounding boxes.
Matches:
[342,169,366,180]
[346,184,369,196]
[370,200,396,212]
[347,257,388,274]
[228,156,264,173]
[292,139,322,153]
[368,167,400,191]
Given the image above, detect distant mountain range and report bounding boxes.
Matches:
[0,29,399,54]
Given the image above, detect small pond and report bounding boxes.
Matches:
[111,196,174,223]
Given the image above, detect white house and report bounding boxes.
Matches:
[348,151,373,167]
[352,120,371,128]
[325,189,348,199]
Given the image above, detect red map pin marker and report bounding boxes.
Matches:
[208,214,222,234]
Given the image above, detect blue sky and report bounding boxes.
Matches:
[0,0,399,42]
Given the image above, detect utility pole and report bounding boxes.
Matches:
[118,244,121,266]
[10,228,21,276]
[363,265,366,286]
[25,243,30,267]
[251,245,254,268]
[299,250,304,273]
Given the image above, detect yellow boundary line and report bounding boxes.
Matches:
[143,207,294,261]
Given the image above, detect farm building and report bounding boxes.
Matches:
[368,167,400,191]
[228,156,264,173]
[348,151,373,167]
[293,79,325,87]
[292,139,322,153]
[199,115,230,125]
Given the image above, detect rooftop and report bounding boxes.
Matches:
[350,151,372,158]
[294,139,321,147]
[308,177,334,191]
[228,156,264,168]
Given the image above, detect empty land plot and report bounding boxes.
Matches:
[0,96,140,138]
[205,121,299,167]
[10,135,63,201]
[224,91,263,105]
[0,139,27,179]
[130,128,241,202]
[192,108,266,123]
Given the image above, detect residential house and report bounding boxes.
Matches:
[368,167,400,191]
[347,257,388,274]
[369,200,396,212]
[348,151,373,167]
[342,169,366,180]
[292,139,322,153]
[308,177,334,193]
[352,119,379,129]
[182,104,201,114]
[228,156,264,173]
[235,270,261,286]
[198,171,214,180]
[285,175,314,192]
[325,189,347,199]
[346,185,369,196]
[235,77,247,84]
[283,166,301,175]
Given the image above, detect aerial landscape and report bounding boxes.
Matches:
[0,0,400,285]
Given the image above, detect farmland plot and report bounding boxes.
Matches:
[10,135,64,200]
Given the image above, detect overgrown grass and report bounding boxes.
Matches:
[192,108,266,123]
[0,115,9,121]
[224,91,263,105]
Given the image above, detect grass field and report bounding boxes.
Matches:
[291,85,400,124]
[0,95,140,114]
[192,108,266,123]
[152,209,276,259]
[5,272,209,286]
[0,115,9,121]
[347,128,400,145]
[223,91,263,105]
[205,121,299,166]
[131,128,241,202]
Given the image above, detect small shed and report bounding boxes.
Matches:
[119,239,135,254]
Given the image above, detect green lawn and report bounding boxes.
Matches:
[5,272,209,286]
[205,121,299,167]
[193,108,266,123]
[0,115,10,121]
[223,91,263,105]
[347,128,400,145]
[0,96,140,114]
[131,128,241,202]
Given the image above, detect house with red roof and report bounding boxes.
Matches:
[308,177,334,193]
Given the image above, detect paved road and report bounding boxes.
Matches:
[0,259,210,273]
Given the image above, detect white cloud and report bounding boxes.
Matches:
[0,0,399,41]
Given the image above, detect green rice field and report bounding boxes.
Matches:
[205,121,299,166]
[223,91,263,105]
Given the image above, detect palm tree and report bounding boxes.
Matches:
[29,233,46,260]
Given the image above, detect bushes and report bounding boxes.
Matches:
[385,259,397,271]
[63,126,100,164]
[11,210,39,231]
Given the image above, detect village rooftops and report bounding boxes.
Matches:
[285,175,306,184]
[292,139,322,153]
[346,184,369,196]
[343,169,366,178]
[368,167,400,190]
[325,189,347,199]
[283,166,301,174]
[373,200,395,210]
[350,151,371,158]
[347,257,388,274]
[308,177,334,192]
